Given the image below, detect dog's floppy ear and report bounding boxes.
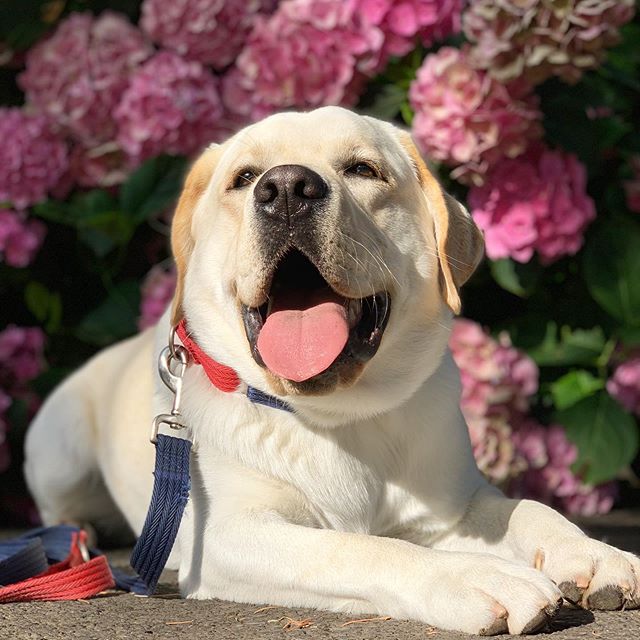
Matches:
[170,144,222,326]
[398,133,484,314]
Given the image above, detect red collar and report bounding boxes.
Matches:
[176,320,240,393]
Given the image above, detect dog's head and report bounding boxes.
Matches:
[171,107,483,424]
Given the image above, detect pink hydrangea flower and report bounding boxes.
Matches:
[141,0,275,71]
[560,483,617,517]
[450,318,539,419]
[624,156,640,214]
[19,12,152,145]
[222,0,383,120]
[450,319,616,514]
[409,47,542,184]
[512,422,616,516]
[68,142,132,188]
[450,319,539,482]
[0,109,68,209]
[0,210,46,268]
[139,265,177,330]
[469,144,596,264]
[607,356,640,416]
[464,0,635,85]
[510,419,547,469]
[356,0,462,64]
[467,413,526,483]
[0,326,46,388]
[115,51,225,162]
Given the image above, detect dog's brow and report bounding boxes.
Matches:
[335,144,384,165]
[231,132,270,162]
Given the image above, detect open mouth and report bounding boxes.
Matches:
[242,250,390,383]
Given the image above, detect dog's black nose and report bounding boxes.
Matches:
[254,165,328,224]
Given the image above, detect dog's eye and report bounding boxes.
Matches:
[232,169,257,189]
[345,162,379,179]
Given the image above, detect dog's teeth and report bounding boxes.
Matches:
[266,297,274,316]
[347,299,363,328]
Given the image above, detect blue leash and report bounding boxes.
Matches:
[3,334,292,597]
[0,539,48,586]
[130,374,291,595]
[0,525,141,592]
[1,377,291,597]
[130,434,191,594]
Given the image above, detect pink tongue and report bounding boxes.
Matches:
[257,289,349,382]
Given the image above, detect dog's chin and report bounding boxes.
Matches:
[240,249,391,396]
[268,354,365,397]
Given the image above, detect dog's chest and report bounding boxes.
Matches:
[196,401,434,536]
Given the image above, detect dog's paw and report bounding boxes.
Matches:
[408,555,562,635]
[535,538,640,610]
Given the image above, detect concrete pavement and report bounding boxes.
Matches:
[1,511,639,640]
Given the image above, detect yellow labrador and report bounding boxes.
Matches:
[25,107,640,634]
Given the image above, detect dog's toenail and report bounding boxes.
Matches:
[587,585,624,610]
[559,581,583,604]
[479,617,508,636]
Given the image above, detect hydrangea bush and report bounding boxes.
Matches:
[1,0,639,525]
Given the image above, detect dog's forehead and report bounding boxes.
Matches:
[227,107,399,164]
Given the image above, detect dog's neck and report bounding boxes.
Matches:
[176,320,292,412]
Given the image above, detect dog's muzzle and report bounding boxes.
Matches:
[242,164,391,388]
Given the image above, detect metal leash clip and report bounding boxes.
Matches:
[150,326,190,444]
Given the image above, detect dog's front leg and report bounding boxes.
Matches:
[433,485,640,611]
[177,468,561,635]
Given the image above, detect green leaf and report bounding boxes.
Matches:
[527,323,606,367]
[602,22,640,92]
[551,370,604,411]
[5,397,28,428]
[76,281,141,346]
[78,227,118,257]
[66,190,131,256]
[0,0,52,49]
[33,190,125,256]
[32,200,74,225]
[77,211,133,257]
[120,155,188,224]
[617,325,640,347]
[31,366,72,397]
[539,68,633,171]
[490,259,541,297]
[24,281,62,333]
[400,102,414,126]
[25,281,50,322]
[583,217,640,326]
[556,391,639,485]
[362,85,407,120]
[47,293,63,334]
[73,190,117,218]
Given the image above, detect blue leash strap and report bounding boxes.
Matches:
[130,434,191,595]
[1,525,80,564]
[130,335,291,595]
[0,525,86,586]
[0,539,48,586]
[0,525,139,592]
[1,383,285,595]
